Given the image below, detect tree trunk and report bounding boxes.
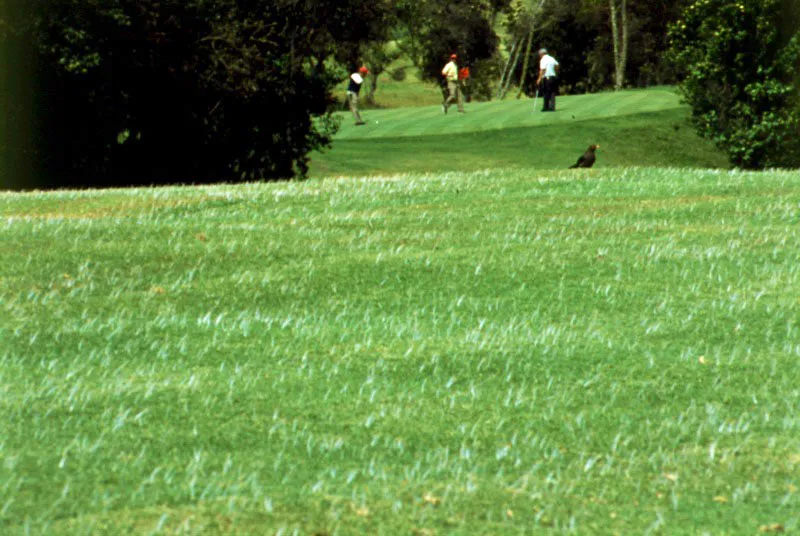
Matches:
[621,0,628,89]
[497,38,520,99]
[609,0,620,89]
[609,0,628,90]
[500,39,524,99]
[513,0,548,99]
[515,26,535,99]
[365,71,380,105]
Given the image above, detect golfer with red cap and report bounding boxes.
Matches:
[347,66,369,125]
[441,54,465,114]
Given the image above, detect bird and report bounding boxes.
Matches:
[569,144,600,169]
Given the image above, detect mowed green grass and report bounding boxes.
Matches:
[2,167,800,534]
[310,88,728,177]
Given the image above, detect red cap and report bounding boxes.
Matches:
[359,66,369,74]
[450,54,457,60]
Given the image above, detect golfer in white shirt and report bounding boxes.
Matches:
[441,54,465,114]
[536,48,560,112]
[347,66,368,125]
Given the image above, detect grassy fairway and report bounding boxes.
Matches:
[3,167,800,534]
[311,88,728,177]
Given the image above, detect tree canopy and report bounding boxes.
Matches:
[2,0,391,188]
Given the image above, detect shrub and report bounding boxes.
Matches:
[669,0,800,169]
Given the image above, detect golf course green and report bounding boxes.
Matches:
[310,87,728,177]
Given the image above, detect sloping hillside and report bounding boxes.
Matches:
[311,87,728,176]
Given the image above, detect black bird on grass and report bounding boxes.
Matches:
[569,144,600,169]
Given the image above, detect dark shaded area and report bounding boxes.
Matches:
[527,10,599,95]
[1,29,40,189]
[780,0,800,165]
[517,0,690,96]
[1,0,390,190]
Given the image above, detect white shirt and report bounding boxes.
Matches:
[350,73,364,85]
[539,54,559,78]
[441,61,458,82]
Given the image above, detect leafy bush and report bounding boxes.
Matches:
[669,0,800,169]
[390,67,408,82]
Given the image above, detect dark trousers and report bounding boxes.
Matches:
[541,77,558,111]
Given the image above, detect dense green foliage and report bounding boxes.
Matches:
[1,0,390,188]
[500,0,692,97]
[389,0,691,100]
[395,0,500,99]
[3,167,800,533]
[669,0,800,169]
[4,0,781,189]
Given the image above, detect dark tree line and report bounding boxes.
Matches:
[1,0,391,189]
[2,0,796,189]
[497,0,693,98]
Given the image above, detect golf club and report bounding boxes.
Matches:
[532,84,538,112]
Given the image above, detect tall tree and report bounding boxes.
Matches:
[497,0,549,100]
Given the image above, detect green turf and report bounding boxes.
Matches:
[311,87,728,177]
[2,167,799,534]
[333,86,683,140]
